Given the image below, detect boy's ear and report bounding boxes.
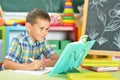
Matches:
[25,22,31,32]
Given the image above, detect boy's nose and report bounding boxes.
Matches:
[43,31,48,35]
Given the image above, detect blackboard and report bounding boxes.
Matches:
[82,0,120,56]
[0,0,83,13]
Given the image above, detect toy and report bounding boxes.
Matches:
[50,14,62,26]
[0,5,4,26]
[62,0,75,27]
[0,18,4,26]
[5,18,26,26]
[77,5,84,27]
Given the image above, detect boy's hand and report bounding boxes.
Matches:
[28,60,46,70]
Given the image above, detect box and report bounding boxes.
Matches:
[48,40,60,50]
[6,26,26,52]
[60,40,71,49]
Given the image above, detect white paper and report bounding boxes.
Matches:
[13,67,53,75]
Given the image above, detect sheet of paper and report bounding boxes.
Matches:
[13,67,53,75]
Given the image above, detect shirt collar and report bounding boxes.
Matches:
[25,32,45,46]
[25,32,34,46]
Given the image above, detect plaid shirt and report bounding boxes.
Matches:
[5,32,55,63]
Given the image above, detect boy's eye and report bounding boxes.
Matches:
[40,27,44,30]
[46,28,49,30]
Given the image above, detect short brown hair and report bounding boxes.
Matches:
[26,8,51,24]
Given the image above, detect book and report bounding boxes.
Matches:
[82,59,120,67]
[82,66,119,72]
[67,72,117,80]
[49,35,95,76]
[78,35,88,43]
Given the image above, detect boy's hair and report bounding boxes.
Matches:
[26,8,51,24]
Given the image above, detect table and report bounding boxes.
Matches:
[0,68,120,80]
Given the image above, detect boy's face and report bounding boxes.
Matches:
[26,18,50,41]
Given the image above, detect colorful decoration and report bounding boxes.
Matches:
[0,5,4,26]
[50,14,62,26]
[62,0,75,27]
[0,18,4,26]
[5,19,26,26]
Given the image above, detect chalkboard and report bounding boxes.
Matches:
[82,0,120,56]
[0,0,83,13]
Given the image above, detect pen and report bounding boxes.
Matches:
[29,58,45,69]
[29,58,34,62]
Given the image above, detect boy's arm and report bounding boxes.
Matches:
[3,53,59,70]
[3,59,45,70]
[3,38,27,70]
[3,59,31,70]
[44,53,59,67]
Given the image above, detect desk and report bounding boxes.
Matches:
[0,68,120,80]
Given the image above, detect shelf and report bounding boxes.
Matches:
[49,26,75,31]
[49,26,78,41]
[6,26,78,52]
[6,26,75,31]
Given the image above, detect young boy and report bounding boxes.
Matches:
[3,8,59,70]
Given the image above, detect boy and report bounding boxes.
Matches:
[3,8,59,70]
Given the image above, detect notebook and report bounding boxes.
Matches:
[82,59,120,67]
[67,72,117,80]
[13,67,53,75]
[49,35,95,76]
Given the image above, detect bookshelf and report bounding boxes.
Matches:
[0,26,6,56]
[6,26,78,54]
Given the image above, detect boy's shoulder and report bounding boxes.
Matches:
[14,32,28,41]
